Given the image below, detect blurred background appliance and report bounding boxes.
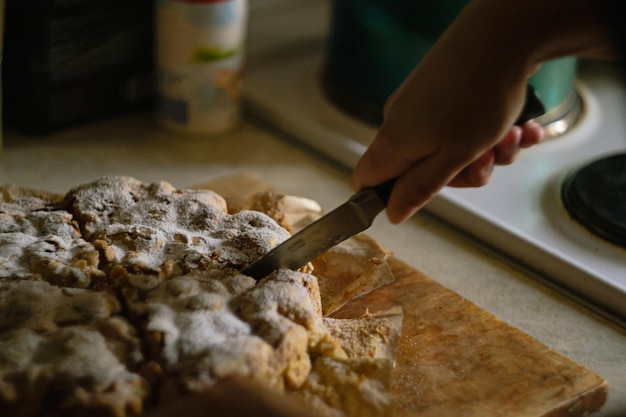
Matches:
[2,0,154,134]
[322,0,581,137]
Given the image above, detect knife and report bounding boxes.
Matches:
[242,85,545,281]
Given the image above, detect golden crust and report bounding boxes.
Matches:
[0,193,104,288]
[0,184,63,205]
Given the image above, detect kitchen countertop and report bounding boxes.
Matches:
[2,0,625,415]
[2,107,626,417]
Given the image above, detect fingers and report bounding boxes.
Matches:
[492,121,544,165]
[494,126,523,165]
[350,128,419,192]
[382,122,545,224]
[385,152,467,223]
[519,121,544,148]
[352,125,461,224]
[353,124,544,224]
[447,150,496,188]
[448,121,545,189]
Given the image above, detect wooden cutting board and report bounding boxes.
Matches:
[333,256,607,417]
[200,174,608,417]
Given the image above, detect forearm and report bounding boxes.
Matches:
[460,0,616,65]
[390,0,616,146]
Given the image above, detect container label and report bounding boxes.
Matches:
[156,0,246,133]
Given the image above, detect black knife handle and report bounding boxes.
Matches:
[368,84,545,207]
[370,178,396,207]
[516,84,545,125]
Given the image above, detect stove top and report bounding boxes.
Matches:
[243,46,626,325]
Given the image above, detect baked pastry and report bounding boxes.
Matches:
[0,185,103,288]
[0,176,399,417]
[0,280,146,417]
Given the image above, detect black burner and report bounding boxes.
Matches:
[561,153,626,247]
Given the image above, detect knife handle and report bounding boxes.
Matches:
[516,84,545,125]
[368,84,545,208]
[371,178,396,206]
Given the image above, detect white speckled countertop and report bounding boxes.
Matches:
[1,0,625,414]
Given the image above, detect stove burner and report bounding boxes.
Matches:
[561,153,626,247]
[534,90,583,138]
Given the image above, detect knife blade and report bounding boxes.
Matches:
[241,85,545,281]
[242,178,395,280]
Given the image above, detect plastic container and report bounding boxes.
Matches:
[155,0,248,135]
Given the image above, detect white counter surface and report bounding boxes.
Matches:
[1,0,625,414]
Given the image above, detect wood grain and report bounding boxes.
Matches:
[333,257,608,417]
[198,174,607,417]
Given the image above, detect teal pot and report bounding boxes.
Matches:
[322,0,581,136]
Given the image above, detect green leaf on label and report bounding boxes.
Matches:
[192,47,239,62]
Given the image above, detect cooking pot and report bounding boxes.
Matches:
[322,0,581,136]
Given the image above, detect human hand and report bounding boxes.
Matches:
[446,121,545,189]
[350,31,542,223]
[351,0,612,224]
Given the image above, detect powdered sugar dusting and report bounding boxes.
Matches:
[65,176,289,275]
[0,176,398,417]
